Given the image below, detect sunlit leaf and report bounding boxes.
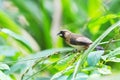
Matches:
[0,63,10,70]
[98,66,111,75]
[0,11,21,33]
[0,70,12,80]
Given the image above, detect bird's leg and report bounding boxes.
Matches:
[72,48,84,53]
[72,49,78,53]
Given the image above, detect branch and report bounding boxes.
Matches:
[99,39,120,45]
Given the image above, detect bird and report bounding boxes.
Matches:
[57,30,103,51]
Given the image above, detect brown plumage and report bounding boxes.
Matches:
[57,30,103,51]
[57,30,92,50]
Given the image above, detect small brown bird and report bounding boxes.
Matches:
[57,30,103,51]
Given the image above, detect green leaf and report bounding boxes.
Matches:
[0,63,10,70]
[108,57,120,62]
[101,55,108,61]
[102,47,120,61]
[82,66,96,72]
[1,28,33,52]
[35,48,73,58]
[72,21,120,80]
[108,47,120,57]
[7,48,73,76]
[6,62,27,74]
[88,14,119,35]
[87,51,104,66]
[0,70,12,80]
[50,66,73,80]
[56,54,74,68]
[0,46,18,56]
[11,0,52,49]
[67,73,88,80]
[35,77,50,80]
[98,66,111,75]
[57,76,68,80]
[0,11,21,33]
[88,0,103,18]
[75,73,88,80]
[87,73,100,80]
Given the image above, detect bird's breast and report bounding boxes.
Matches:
[67,42,86,50]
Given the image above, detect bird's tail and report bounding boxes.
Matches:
[95,46,104,50]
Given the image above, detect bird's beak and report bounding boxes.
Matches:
[57,32,60,36]
[57,32,62,37]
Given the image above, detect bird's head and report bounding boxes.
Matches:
[57,30,71,39]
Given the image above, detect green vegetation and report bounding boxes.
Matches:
[0,0,120,80]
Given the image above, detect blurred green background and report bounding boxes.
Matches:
[0,0,120,80]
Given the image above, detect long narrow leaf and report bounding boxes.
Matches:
[0,11,21,33]
[1,29,33,53]
[72,20,120,80]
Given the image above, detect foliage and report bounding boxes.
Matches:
[0,0,120,80]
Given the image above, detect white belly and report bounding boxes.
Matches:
[69,44,85,50]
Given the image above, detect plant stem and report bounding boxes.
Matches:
[99,39,120,45]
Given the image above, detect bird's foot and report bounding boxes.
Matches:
[72,49,78,53]
[72,49,83,53]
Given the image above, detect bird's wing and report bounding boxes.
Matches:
[70,35,92,46]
